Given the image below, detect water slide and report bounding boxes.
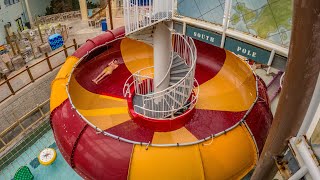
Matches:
[50,27,273,180]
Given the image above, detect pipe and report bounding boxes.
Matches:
[251,0,320,179]
[289,137,313,180]
[288,166,308,180]
[306,102,320,139]
[296,138,320,179]
[298,71,320,137]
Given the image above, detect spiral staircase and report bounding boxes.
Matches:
[123,0,199,120]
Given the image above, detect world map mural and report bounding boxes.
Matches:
[177,0,292,47]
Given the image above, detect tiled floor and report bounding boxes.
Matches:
[0,130,80,180]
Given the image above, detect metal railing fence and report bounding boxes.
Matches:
[0,39,78,104]
[124,0,173,35]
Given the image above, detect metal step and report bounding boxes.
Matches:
[170,77,182,81]
[172,56,183,64]
[132,32,153,40]
[171,61,185,68]
[127,25,155,45]
[134,27,154,36]
[170,68,190,74]
[134,37,153,43]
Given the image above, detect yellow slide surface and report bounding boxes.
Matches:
[196,51,256,112]
[50,56,79,112]
[129,125,257,180]
[120,38,154,76]
[68,76,131,130]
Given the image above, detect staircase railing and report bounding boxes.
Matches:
[135,79,199,119]
[123,33,197,119]
[123,66,154,97]
[123,0,173,35]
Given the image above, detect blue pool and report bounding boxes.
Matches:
[0,130,81,180]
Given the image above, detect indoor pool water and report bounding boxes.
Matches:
[0,130,81,180]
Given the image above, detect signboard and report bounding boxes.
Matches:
[186,25,222,47]
[224,37,271,64]
[185,25,275,64]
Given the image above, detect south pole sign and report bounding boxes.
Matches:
[185,25,272,64]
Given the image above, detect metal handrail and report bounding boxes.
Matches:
[123,66,154,97]
[124,0,173,35]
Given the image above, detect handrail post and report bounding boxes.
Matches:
[38,104,45,116]
[63,45,68,57]
[0,137,6,145]
[73,39,78,50]
[45,53,53,71]
[18,120,25,131]
[26,66,34,82]
[4,75,15,95]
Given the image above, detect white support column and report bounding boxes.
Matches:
[153,23,172,92]
[79,0,88,21]
[24,0,33,26]
[220,0,232,48]
[182,22,187,35]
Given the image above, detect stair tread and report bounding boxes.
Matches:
[170,77,182,80]
[170,68,190,74]
[171,61,185,68]
[172,56,183,63]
